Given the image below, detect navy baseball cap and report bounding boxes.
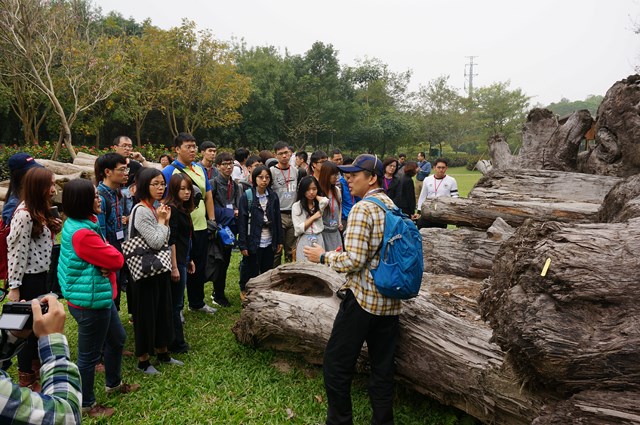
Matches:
[8,153,43,172]
[338,154,383,177]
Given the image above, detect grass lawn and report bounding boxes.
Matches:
[4,253,477,424]
[445,166,483,198]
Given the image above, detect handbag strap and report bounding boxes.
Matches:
[127,203,142,239]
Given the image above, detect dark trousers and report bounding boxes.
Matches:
[416,217,447,229]
[17,272,48,373]
[212,245,233,300]
[324,290,399,425]
[240,247,274,291]
[132,272,174,357]
[186,230,207,309]
[169,263,188,352]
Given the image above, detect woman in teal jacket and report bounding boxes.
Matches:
[59,179,139,418]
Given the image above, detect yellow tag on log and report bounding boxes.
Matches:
[541,258,551,277]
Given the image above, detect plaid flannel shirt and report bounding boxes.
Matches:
[0,333,81,424]
[325,189,402,316]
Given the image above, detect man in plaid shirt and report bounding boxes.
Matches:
[0,295,81,424]
[305,154,401,425]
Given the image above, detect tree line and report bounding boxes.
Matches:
[0,0,596,161]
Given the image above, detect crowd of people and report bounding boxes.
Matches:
[0,135,459,423]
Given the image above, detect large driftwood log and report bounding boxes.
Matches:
[598,174,640,222]
[533,390,640,424]
[487,109,592,172]
[421,217,514,279]
[420,169,622,228]
[518,108,593,172]
[479,218,640,395]
[233,263,549,425]
[578,74,640,177]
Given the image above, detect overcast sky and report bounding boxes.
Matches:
[97,0,640,106]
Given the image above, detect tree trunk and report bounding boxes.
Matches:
[533,390,640,424]
[421,217,514,279]
[578,74,640,177]
[233,263,550,425]
[518,108,593,171]
[479,218,640,395]
[488,133,515,170]
[420,169,622,229]
[598,174,640,222]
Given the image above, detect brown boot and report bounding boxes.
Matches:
[18,371,41,393]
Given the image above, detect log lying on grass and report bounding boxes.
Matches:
[420,169,622,228]
[421,217,514,279]
[479,218,640,395]
[233,263,549,425]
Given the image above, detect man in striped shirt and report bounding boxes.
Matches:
[0,295,81,424]
[305,154,401,425]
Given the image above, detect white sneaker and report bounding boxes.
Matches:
[189,304,217,314]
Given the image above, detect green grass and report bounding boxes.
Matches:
[446,166,482,198]
[8,253,477,424]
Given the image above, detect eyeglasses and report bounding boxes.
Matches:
[276,151,291,157]
[114,167,129,173]
[220,162,234,167]
[119,144,133,149]
[150,182,166,188]
[182,144,198,151]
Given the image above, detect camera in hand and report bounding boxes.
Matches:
[0,301,49,330]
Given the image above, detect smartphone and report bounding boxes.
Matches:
[49,206,60,219]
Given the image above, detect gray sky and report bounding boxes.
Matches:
[97,0,640,105]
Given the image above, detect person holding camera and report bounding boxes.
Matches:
[237,165,283,301]
[6,167,62,391]
[0,295,82,424]
[58,178,139,418]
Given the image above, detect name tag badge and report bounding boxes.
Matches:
[307,235,318,245]
[284,192,294,199]
[226,203,233,210]
[329,219,338,227]
[116,230,125,241]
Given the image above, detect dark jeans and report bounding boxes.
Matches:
[170,263,188,351]
[324,290,399,425]
[17,272,48,373]
[239,247,274,291]
[187,230,207,309]
[69,303,126,408]
[212,245,233,300]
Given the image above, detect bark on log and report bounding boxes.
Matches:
[479,218,640,395]
[518,108,593,172]
[420,169,622,229]
[421,217,514,279]
[475,159,493,175]
[421,196,601,229]
[578,74,640,177]
[598,174,640,222]
[233,263,550,425]
[533,390,640,424]
[488,134,515,170]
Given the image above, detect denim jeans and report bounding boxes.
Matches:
[69,302,126,407]
[170,263,188,351]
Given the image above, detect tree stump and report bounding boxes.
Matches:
[479,218,640,395]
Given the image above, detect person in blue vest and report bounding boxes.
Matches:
[162,133,217,315]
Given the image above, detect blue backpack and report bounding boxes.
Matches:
[365,197,424,299]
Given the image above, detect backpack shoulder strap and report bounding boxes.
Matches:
[245,188,253,210]
[363,196,389,212]
[96,187,112,221]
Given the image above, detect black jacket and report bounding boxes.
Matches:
[237,188,283,254]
